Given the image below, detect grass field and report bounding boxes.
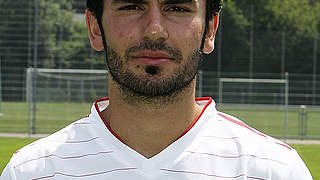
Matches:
[0,138,39,174]
[1,102,320,138]
[219,105,320,138]
[0,102,91,134]
[0,137,319,179]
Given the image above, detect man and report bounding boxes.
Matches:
[1,0,313,179]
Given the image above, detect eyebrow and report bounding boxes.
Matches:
[161,0,194,5]
[111,0,147,4]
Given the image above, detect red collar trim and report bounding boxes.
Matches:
[94,97,213,144]
[175,97,213,140]
[94,97,126,144]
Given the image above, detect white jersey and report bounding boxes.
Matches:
[1,97,313,180]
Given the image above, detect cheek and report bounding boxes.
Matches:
[109,21,128,38]
[103,17,139,49]
[189,21,205,45]
[168,21,204,54]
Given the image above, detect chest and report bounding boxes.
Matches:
[19,142,284,180]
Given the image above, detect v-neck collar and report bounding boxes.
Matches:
[89,97,216,177]
[94,97,213,145]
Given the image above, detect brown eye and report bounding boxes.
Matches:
[167,6,190,13]
[118,5,143,11]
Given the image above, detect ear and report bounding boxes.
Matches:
[86,10,104,51]
[202,15,219,54]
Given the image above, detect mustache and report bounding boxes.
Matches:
[124,41,183,62]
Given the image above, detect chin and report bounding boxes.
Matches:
[145,66,160,75]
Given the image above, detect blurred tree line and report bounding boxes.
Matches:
[0,0,101,101]
[0,0,319,101]
[205,0,320,74]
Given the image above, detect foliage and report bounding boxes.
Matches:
[265,0,319,37]
[37,0,98,69]
[211,0,251,72]
[208,0,320,74]
[0,0,105,101]
[0,0,31,101]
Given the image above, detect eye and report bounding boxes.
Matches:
[166,6,190,13]
[118,5,144,11]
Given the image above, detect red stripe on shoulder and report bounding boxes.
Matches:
[217,113,267,138]
[275,142,292,150]
[217,113,292,150]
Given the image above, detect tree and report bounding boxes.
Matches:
[37,0,103,69]
[202,0,250,73]
[208,0,320,74]
[262,0,320,74]
[0,0,103,101]
[0,0,31,101]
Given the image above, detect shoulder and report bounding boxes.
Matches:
[203,111,312,179]
[12,116,95,161]
[2,116,101,178]
[213,111,294,155]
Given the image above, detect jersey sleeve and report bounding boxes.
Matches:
[0,160,17,180]
[284,149,313,180]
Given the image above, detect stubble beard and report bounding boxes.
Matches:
[106,41,202,107]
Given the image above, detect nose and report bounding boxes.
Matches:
[142,7,169,42]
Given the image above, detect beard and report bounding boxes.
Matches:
[106,41,202,105]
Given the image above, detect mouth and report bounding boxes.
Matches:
[130,50,175,66]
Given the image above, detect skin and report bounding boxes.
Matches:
[86,0,219,158]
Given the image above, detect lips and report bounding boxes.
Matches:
[131,50,175,66]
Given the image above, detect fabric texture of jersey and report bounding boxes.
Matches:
[1,97,313,180]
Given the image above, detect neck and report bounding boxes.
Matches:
[102,74,203,158]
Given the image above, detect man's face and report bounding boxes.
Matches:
[100,0,208,97]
